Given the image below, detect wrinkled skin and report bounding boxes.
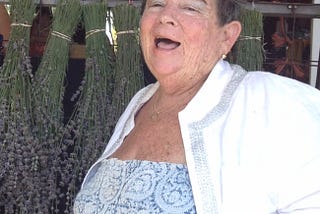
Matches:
[111,0,241,164]
[140,0,241,95]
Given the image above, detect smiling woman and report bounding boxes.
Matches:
[74,0,320,213]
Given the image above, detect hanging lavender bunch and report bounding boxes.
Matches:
[0,0,35,125]
[58,1,116,210]
[33,0,82,124]
[29,0,83,213]
[0,0,39,213]
[74,0,115,161]
[232,8,264,71]
[111,3,145,121]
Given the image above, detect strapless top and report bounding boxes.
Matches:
[74,158,196,213]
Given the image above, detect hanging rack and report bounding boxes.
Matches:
[0,0,141,7]
[237,1,320,18]
[0,0,320,18]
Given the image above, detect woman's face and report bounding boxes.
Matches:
[140,0,229,87]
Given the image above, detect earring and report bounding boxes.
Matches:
[222,54,227,59]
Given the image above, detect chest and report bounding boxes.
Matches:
[111,111,186,164]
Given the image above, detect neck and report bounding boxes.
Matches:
[151,78,205,117]
[156,72,208,102]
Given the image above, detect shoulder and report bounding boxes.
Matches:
[242,70,319,96]
[237,70,320,112]
[226,67,320,156]
[222,62,320,117]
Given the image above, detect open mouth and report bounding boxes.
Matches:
[155,38,181,50]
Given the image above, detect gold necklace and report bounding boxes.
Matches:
[150,104,161,121]
[150,100,187,122]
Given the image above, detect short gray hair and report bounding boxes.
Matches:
[140,0,240,26]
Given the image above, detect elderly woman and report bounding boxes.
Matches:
[74,0,320,213]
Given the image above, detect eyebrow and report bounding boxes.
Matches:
[196,0,208,5]
[189,0,208,6]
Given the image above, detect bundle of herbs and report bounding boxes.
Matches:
[233,8,264,71]
[33,0,81,124]
[111,3,145,120]
[18,0,82,213]
[0,0,35,126]
[68,0,116,196]
[0,0,60,213]
[0,0,39,213]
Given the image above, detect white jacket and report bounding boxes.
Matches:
[82,60,320,214]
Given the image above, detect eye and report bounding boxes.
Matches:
[181,4,200,13]
[148,0,165,8]
[184,6,198,12]
[180,1,206,14]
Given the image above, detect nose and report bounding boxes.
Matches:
[159,6,177,26]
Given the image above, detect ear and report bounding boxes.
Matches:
[221,21,242,54]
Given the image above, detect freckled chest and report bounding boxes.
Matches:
[111,106,186,164]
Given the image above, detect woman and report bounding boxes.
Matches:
[74,0,320,213]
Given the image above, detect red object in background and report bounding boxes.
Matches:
[29,6,53,57]
[271,17,309,82]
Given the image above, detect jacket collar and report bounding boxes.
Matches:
[179,59,235,122]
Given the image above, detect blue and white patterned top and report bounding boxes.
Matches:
[73,158,196,214]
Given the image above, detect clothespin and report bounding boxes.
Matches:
[251,0,256,10]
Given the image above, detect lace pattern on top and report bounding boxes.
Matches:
[74,158,196,214]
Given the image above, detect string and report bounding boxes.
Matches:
[10,23,32,28]
[239,35,262,41]
[116,30,136,36]
[85,29,106,39]
[51,31,71,42]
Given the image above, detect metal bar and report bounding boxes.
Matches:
[315,48,320,89]
[238,1,320,18]
[0,0,141,6]
[0,0,319,18]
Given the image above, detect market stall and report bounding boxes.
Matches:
[0,1,319,213]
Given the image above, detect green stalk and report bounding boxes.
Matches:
[112,3,145,121]
[27,1,82,213]
[69,0,116,194]
[34,0,82,124]
[0,0,35,125]
[233,8,264,71]
[0,0,38,213]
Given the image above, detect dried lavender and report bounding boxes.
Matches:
[111,3,145,120]
[232,8,264,71]
[33,0,82,124]
[70,0,116,181]
[28,0,82,212]
[0,0,81,213]
[1,2,147,213]
[0,0,37,213]
[0,0,36,123]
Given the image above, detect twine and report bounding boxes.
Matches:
[85,29,106,39]
[239,35,262,41]
[10,23,32,28]
[116,30,136,36]
[51,31,71,42]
